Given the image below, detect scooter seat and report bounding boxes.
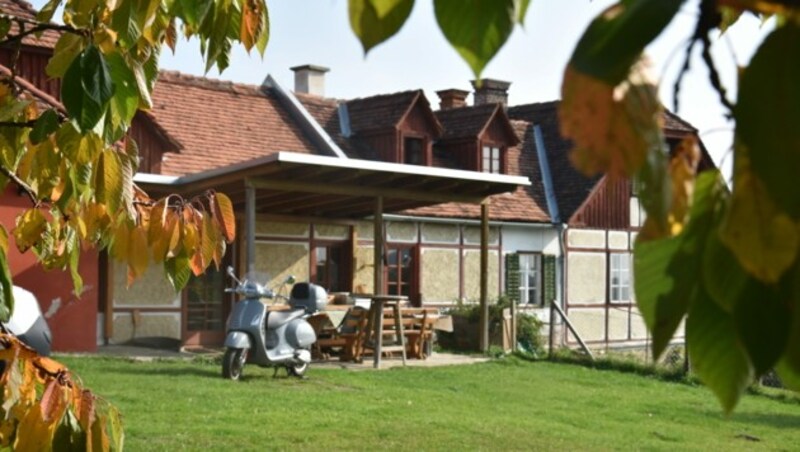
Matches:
[266,308,306,330]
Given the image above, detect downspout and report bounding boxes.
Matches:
[533,124,566,347]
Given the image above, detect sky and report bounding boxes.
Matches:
[30,0,774,177]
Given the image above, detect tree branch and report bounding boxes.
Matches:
[0,120,37,128]
[0,14,85,47]
[0,164,38,207]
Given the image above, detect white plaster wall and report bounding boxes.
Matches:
[608,307,630,341]
[420,248,460,303]
[630,197,640,227]
[110,312,181,344]
[420,223,460,244]
[629,232,638,250]
[608,231,628,250]
[501,226,560,255]
[567,229,606,249]
[567,252,606,304]
[630,307,649,340]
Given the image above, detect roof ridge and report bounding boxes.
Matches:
[3,0,38,18]
[157,70,264,96]
[346,89,421,104]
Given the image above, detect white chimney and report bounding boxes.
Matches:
[290,64,329,96]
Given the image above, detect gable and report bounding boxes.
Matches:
[398,98,442,138]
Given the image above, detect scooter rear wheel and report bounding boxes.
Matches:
[222,348,247,380]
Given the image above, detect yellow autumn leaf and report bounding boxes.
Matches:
[148,199,167,245]
[559,61,662,178]
[720,143,799,283]
[0,225,8,254]
[241,0,263,51]
[127,226,149,286]
[13,208,47,253]
[212,192,236,243]
[110,221,130,262]
[200,214,215,271]
[667,135,701,235]
[166,211,183,258]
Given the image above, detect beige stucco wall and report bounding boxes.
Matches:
[255,241,309,289]
[314,224,349,239]
[607,307,630,341]
[256,221,309,237]
[114,262,180,307]
[463,226,499,246]
[356,221,374,240]
[421,248,459,302]
[386,222,417,242]
[608,231,628,250]
[630,307,649,340]
[566,308,606,342]
[111,312,181,343]
[567,229,606,249]
[421,223,459,244]
[353,245,374,294]
[567,252,606,304]
[462,250,499,301]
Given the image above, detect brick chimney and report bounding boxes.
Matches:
[436,88,469,110]
[471,79,511,106]
[290,64,329,96]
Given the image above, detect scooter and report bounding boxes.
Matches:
[221,267,327,380]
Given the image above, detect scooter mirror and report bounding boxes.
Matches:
[226,266,235,278]
[286,275,296,285]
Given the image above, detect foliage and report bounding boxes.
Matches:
[0,0,268,448]
[0,334,122,449]
[348,0,800,412]
[441,296,544,355]
[58,355,800,450]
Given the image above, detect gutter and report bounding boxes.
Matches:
[262,75,348,159]
[381,213,552,229]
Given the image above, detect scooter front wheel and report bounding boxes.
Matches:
[222,348,247,380]
[287,362,308,377]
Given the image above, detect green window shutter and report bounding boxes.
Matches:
[542,255,556,305]
[505,253,520,303]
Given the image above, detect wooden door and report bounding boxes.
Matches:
[183,265,229,346]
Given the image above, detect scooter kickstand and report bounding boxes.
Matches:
[272,367,280,378]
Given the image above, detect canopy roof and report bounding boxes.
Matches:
[136,151,529,219]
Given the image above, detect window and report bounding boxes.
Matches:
[481,145,502,173]
[518,254,541,305]
[385,246,415,297]
[313,244,344,292]
[609,253,631,303]
[404,137,425,165]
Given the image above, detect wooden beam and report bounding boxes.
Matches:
[479,202,489,352]
[256,213,359,226]
[248,178,487,205]
[245,181,256,273]
[373,196,384,295]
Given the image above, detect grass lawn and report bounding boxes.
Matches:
[57,355,799,451]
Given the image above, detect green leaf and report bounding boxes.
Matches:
[434,0,516,78]
[179,0,213,29]
[37,0,62,23]
[0,246,14,322]
[732,280,789,376]
[735,24,800,218]
[702,230,747,312]
[514,0,531,24]
[165,255,191,292]
[46,34,85,78]
[687,285,753,414]
[255,4,270,56]
[349,0,414,54]
[62,45,115,133]
[783,260,800,375]
[53,409,86,451]
[634,171,724,359]
[30,109,60,145]
[0,18,11,41]
[570,0,683,85]
[775,358,800,392]
[105,52,140,131]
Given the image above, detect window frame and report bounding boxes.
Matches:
[517,252,542,306]
[311,241,347,293]
[609,252,632,304]
[480,142,504,174]
[402,134,429,166]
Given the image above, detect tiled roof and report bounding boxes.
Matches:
[403,119,550,223]
[434,103,499,140]
[0,0,60,48]
[508,101,601,221]
[346,90,420,133]
[663,109,697,133]
[149,71,320,175]
[293,92,359,156]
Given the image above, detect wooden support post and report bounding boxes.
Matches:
[479,202,489,353]
[373,196,383,295]
[245,180,256,274]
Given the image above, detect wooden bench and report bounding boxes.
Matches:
[310,307,370,362]
[378,308,439,359]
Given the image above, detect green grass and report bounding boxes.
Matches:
[57,355,800,451]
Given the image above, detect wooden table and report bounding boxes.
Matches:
[362,294,408,369]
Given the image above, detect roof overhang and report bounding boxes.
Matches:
[135,152,529,219]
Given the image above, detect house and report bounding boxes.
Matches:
[0,0,713,352]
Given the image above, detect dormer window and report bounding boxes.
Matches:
[481,145,503,174]
[404,136,426,165]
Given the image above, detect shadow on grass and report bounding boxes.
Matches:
[103,365,221,379]
[727,411,800,428]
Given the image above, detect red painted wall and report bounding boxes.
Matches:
[0,186,98,352]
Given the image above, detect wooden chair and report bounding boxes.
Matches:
[313,307,369,362]
[404,308,438,359]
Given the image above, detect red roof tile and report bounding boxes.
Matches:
[435,103,498,140]
[0,0,60,48]
[0,63,62,112]
[346,90,420,133]
[149,71,320,175]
